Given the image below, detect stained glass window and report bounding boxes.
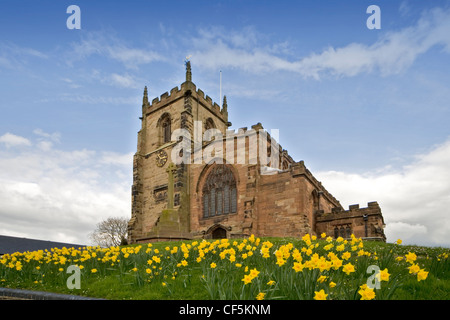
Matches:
[202,164,237,218]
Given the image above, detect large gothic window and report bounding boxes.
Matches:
[203,165,237,218]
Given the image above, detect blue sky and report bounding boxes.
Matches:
[1,0,450,246]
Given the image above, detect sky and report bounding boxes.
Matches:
[0,0,449,247]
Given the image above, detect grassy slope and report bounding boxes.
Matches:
[1,238,449,300]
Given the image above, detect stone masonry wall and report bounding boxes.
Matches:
[315,202,386,240]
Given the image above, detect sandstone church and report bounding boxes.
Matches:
[127,62,386,243]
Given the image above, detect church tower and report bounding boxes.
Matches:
[128,62,385,244]
[128,62,230,243]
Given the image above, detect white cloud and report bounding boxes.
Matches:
[108,73,139,88]
[189,7,450,79]
[315,138,450,247]
[100,151,134,166]
[32,129,61,151]
[385,222,427,245]
[0,133,31,148]
[107,47,163,69]
[189,28,297,74]
[33,128,61,143]
[0,43,48,70]
[297,7,450,78]
[0,131,132,245]
[38,93,139,106]
[68,31,166,69]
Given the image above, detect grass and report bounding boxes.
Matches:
[1,235,449,300]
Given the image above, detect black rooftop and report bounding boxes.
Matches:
[0,235,86,255]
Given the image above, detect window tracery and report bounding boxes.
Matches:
[159,114,171,144]
[203,164,237,218]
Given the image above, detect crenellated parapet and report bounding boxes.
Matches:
[315,201,385,240]
[141,63,228,126]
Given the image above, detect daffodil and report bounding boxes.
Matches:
[378,268,390,282]
[358,284,375,300]
[249,268,260,278]
[256,292,265,300]
[276,258,286,267]
[408,264,420,274]
[341,252,351,260]
[405,252,417,264]
[314,289,328,300]
[332,258,343,270]
[242,274,253,285]
[342,263,355,275]
[417,269,429,281]
[292,262,304,272]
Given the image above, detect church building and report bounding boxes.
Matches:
[127,62,386,243]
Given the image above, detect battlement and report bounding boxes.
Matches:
[144,80,226,122]
[317,201,382,222]
[147,84,184,110]
[224,123,277,141]
[315,201,385,241]
[192,86,224,116]
[223,124,289,160]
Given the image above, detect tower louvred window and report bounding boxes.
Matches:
[203,164,237,218]
[162,119,171,143]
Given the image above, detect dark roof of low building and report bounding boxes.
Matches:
[0,235,86,255]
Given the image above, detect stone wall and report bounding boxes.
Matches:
[315,201,386,240]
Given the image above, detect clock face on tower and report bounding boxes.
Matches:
[155,150,168,167]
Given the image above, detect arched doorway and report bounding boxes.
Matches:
[206,225,228,239]
[212,227,227,239]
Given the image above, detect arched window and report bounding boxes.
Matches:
[203,164,237,218]
[159,114,171,144]
[340,226,345,238]
[205,118,216,131]
[346,225,352,238]
[334,227,339,239]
